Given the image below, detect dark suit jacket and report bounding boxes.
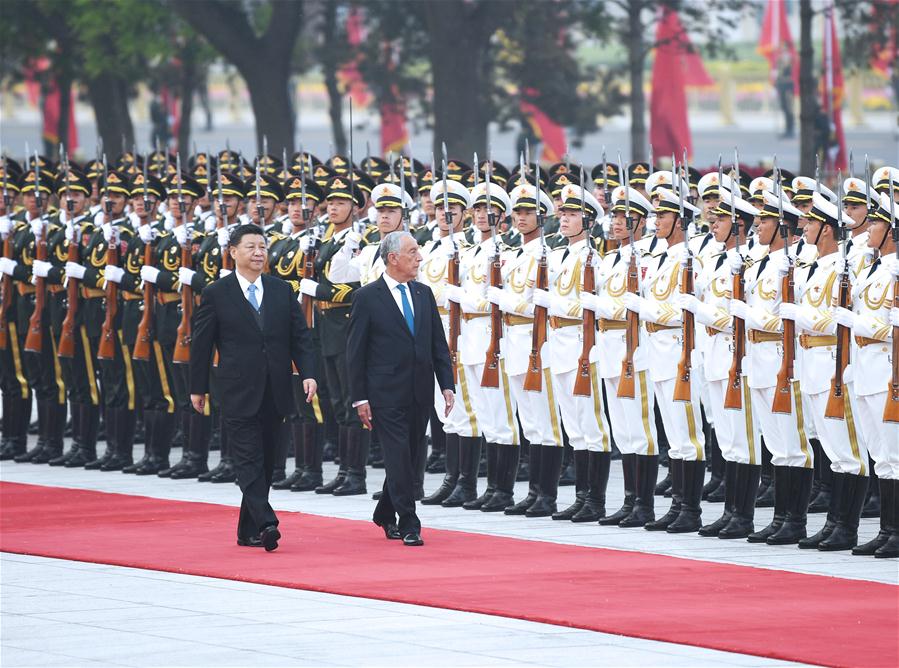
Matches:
[347,276,454,409]
[190,272,317,419]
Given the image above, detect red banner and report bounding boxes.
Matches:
[650,7,692,160]
[337,7,372,107]
[822,3,847,172]
[758,0,798,91]
[519,94,567,164]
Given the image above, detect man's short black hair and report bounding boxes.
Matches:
[229,224,267,247]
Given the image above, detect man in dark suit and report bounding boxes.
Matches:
[347,231,455,546]
[190,224,317,552]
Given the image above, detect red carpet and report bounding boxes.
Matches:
[1,482,896,667]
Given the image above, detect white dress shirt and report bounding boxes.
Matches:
[382,272,414,318]
[235,271,264,308]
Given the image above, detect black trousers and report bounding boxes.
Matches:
[322,351,359,428]
[225,376,282,540]
[372,402,429,535]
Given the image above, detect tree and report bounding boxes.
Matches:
[171,0,304,155]
[798,0,817,176]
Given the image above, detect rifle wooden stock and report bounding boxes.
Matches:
[824,270,851,419]
[672,259,694,403]
[173,240,193,364]
[57,237,80,358]
[724,269,745,409]
[97,232,119,360]
[523,253,548,392]
[480,250,502,388]
[447,251,461,383]
[24,225,47,353]
[573,255,595,397]
[772,268,796,414]
[617,252,639,399]
[0,236,12,350]
[301,246,315,328]
[132,243,155,362]
[885,274,899,423]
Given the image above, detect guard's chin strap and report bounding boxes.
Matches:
[661,214,680,241]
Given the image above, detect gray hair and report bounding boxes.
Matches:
[379,230,414,263]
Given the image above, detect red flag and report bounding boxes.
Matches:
[822,3,847,172]
[28,58,78,152]
[650,7,692,159]
[379,43,408,154]
[337,7,371,107]
[519,91,567,163]
[758,0,798,90]
[870,0,897,78]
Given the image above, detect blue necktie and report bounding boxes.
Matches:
[397,284,415,335]
[247,284,260,312]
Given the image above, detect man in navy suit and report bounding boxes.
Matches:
[347,231,455,546]
[190,224,318,551]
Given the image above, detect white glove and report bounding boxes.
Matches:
[444,284,465,304]
[217,228,230,248]
[64,261,86,280]
[301,235,317,253]
[729,299,749,321]
[439,236,457,257]
[532,289,552,309]
[622,292,643,315]
[140,266,160,284]
[173,225,188,245]
[498,291,523,315]
[890,307,899,327]
[779,303,817,331]
[677,247,691,268]
[833,306,856,329]
[776,253,791,277]
[345,230,362,251]
[102,223,113,243]
[31,259,52,278]
[884,256,899,279]
[104,265,125,284]
[482,238,500,258]
[178,267,196,286]
[677,293,701,314]
[581,246,600,268]
[0,257,16,276]
[617,244,633,264]
[579,292,601,313]
[64,223,76,243]
[0,217,11,237]
[30,218,44,239]
[138,225,156,244]
[220,269,232,278]
[203,213,217,233]
[727,249,745,276]
[486,286,504,306]
[299,278,319,297]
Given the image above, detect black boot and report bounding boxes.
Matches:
[137,410,174,475]
[767,466,813,545]
[102,408,135,471]
[16,400,47,463]
[807,440,831,513]
[465,441,497,510]
[159,410,192,477]
[553,450,588,520]
[619,454,659,527]
[854,477,893,555]
[749,465,790,542]
[798,471,844,548]
[333,427,368,496]
[755,443,775,508]
[526,445,564,517]
[507,443,541,515]
[572,451,610,522]
[481,445,519,512]
[84,406,116,469]
[477,438,488,477]
[0,396,29,461]
[558,444,576,486]
[33,401,65,464]
[875,480,899,558]
[700,460,737,537]
[66,404,98,467]
[818,473,869,551]
[274,422,306,490]
[292,423,323,491]
[600,453,636,525]
[425,411,446,474]
[668,460,705,533]
[702,428,724,501]
[171,412,211,479]
[645,458,683,530]
[422,432,460,505]
[516,439,530,482]
[719,463,762,539]
[442,436,480,507]
[124,409,154,474]
[862,465,881,518]
[316,425,349,494]
[655,468,673,496]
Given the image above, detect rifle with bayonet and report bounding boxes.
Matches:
[573,164,595,397]
[25,151,48,353]
[58,149,79,358]
[773,160,797,414]
[481,151,502,388]
[617,153,640,399]
[725,149,746,410]
[885,177,899,422]
[98,154,120,360]
[133,156,156,362]
[298,145,317,327]
[0,155,12,349]
[673,154,695,403]
[173,156,193,364]
[825,170,850,419]
[442,143,461,383]
[524,157,548,392]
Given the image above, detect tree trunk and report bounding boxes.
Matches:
[245,64,295,156]
[322,0,346,155]
[55,69,74,156]
[87,73,134,159]
[798,0,817,176]
[628,0,647,162]
[178,42,197,154]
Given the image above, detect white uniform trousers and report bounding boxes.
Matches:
[460,361,519,446]
[441,363,481,438]
[856,391,899,480]
[653,376,706,461]
[706,377,762,465]
[750,383,813,468]
[805,387,869,476]
[603,372,658,456]
[550,364,611,452]
[508,370,563,447]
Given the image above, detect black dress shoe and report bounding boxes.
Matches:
[402,532,424,546]
[375,521,401,540]
[237,535,264,547]
[260,525,281,552]
[371,490,383,500]
[170,461,209,480]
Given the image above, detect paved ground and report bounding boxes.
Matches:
[2,435,896,667]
